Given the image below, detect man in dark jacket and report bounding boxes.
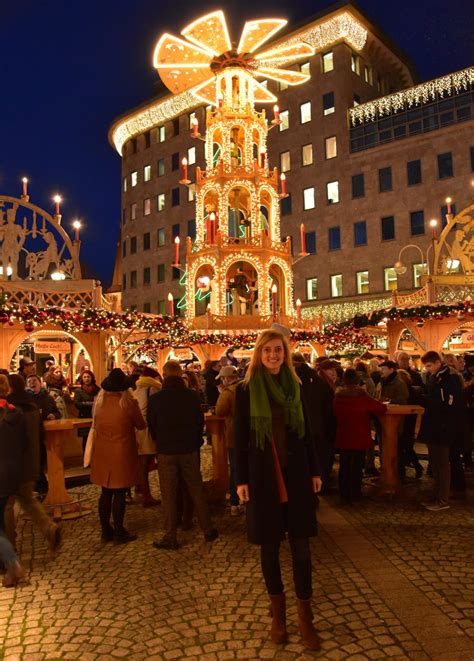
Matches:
[376,361,409,403]
[147,360,217,549]
[18,356,36,382]
[419,351,463,511]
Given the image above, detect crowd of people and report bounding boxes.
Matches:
[0,336,472,650]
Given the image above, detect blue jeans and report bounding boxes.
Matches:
[228,448,239,506]
[0,496,19,569]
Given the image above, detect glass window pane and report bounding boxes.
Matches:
[327,181,339,204]
[280,151,290,172]
[303,188,315,210]
[331,274,343,297]
[306,278,318,300]
[300,101,311,124]
[279,110,289,131]
[322,51,333,73]
[143,198,151,216]
[323,92,335,115]
[356,271,369,294]
[131,171,138,187]
[302,144,313,166]
[384,267,398,291]
[325,136,337,159]
[144,165,151,182]
[187,146,196,165]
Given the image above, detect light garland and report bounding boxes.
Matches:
[303,297,393,324]
[349,66,473,126]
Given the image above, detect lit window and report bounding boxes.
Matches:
[384,267,398,291]
[323,92,335,115]
[157,193,165,212]
[364,65,372,84]
[189,112,196,129]
[302,144,313,166]
[280,151,290,173]
[303,187,315,210]
[413,263,427,287]
[327,181,339,204]
[188,183,196,202]
[331,274,343,298]
[122,177,127,192]
[143,198,151,216]
[144,165,151,182]
[131,203,137,221]
[300,101,311,124]
[279,81,288,91]
[351,53,360,75]
[325,136,337,159]
[353,93,361,106]
[356,271,369,294]
[322,51,333,73]
[131,171,138,187]
[158,126,165,142]
[306,278,318,300]
[300,62,310,75]
[279,110,289,131]
[187,146,196,165]
[157,159,165,176]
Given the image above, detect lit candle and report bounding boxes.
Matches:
[72,220,81,241]
[22,177,28,197]
[300,223,306,254]
[429,218,438,239]
[446,197,452,214]
[296,298,302,324]
[191,116,199,137]
[209,212,216,243]
[181,157,188,181]
[280,173,286,196]
[273,104,280,123]
[271,283,278,316]
[259,147,266,169]
[167,292,174,317]
[53,194,62,216]
[174,235,180,264]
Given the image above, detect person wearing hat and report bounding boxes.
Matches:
[133,366,162,507]
[90,368,146,543]
[215,365,241,515]
[18,357,36,382]
[375,361,409,404]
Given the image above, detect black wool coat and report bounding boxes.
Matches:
[419,366,463,447]
[234,382,320,545]
[0,401,28,497]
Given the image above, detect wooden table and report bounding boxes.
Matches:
[204,414,229,502]
[377,404,424,493]
[43,417,93,520]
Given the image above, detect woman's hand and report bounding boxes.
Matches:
[312,476,322,493]
[237,484,250,502]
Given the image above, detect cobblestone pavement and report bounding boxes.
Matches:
[1,448,473,661]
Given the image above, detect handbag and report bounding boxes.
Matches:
[83,425,95,468]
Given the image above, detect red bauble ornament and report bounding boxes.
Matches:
[0,313,9,324]
[24,323,35,332]
[82,325,90,333]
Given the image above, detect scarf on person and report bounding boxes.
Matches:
[81,383,100,397]
[249,364,305,451]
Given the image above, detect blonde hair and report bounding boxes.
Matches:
[244,330,297,386]
[0,374,10,396]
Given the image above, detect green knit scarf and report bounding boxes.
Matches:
[249,364,305,450]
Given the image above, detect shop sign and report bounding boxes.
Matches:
[35,341,70,353]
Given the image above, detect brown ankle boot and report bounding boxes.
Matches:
[269,593,287,644]
[297,598,321,650]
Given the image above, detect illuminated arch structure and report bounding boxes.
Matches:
[154,10,314,330]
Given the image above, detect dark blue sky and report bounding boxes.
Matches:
[1,0,471,285]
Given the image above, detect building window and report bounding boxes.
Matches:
[130,236,137,254]
[172,267,180,280]
[187,146,196,165]
[122,208,127,224]
[171,188,180,207]
[122,273,126,290]
[130,270,137,288]
[279,110,289,131]
[354,221,367,246]
[353,93,361,106]
[122,176,127,192]
[144,165,151,182]
[364,65,372,84]
[143,302,151,313]
[172,118,180,136]
[131,203,137,221]
[131,171,138,187]
[171,152,180,171]
[410,210,425,236]
[279,81,288,91]
[384,267,398,291]
[325,136,337,159]
[157,159,165,176]
[157,228,165,247]
[413,263,427,287]
[305,231,316,254]
[129,304,137,312]
[303,188,315,210]
[188,183,196,202]
[280,194,292,215]
[280,151,290,173]
[306,277,318,300]
[144,131,151,149]
[328,226,341,250]
[378,166,392,192]
[158,126,165,142]
[323,92,335,115]
[352,173,365,198]
[187,219,196,240]
[300,62,310,75]
[302,144,313,166]
[172,223,180,238]
[143,232,150,251]
[189,112,196,128]
[157,263,165,283]
[331,274,343,297]
[326,181,339,204]
[437,152,453,178]
[300,101,311,124]
[143,267,151,286]
[122,240,126,257]
[157,193,165,212]
[356,271,369,294]
[143,198,151,216]
[158,300,166,314]
[407,159,422,186]
[322,51,333,73]
[381,216,395,241]
[351,53,360,75]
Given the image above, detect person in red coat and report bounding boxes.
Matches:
[334,369,387,503]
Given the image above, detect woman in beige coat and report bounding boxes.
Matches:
[90,369,146,544]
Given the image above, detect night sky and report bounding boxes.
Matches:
[1,0,471,286]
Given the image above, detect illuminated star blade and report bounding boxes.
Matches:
[181,10,232,56]
[237,19,287,54]
[192,78,218,106]
[153,33,212,94]
[252,79,278,103]
[254,41,315,65]
[255,67,310,86]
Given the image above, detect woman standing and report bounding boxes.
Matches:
[74,369,100,451]
[133,366,161,507]
[90,369,146,543]
[234,330,322,650]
